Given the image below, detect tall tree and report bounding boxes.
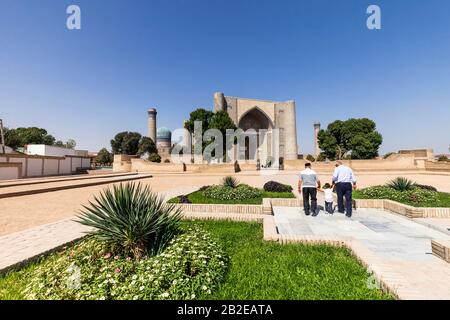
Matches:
[137,136,157,156]
[317,118,382,160]
[110,131,142,155]
[96,148,113,165]
[184,108,214,135]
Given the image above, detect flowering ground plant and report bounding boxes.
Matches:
[24,226,228,300]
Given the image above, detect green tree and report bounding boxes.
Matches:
[111,131,142,155]
[4,127,56,149]
[306,154,316,162]
[184,108,214,135]
[65,139,77,149]
[148,153,161,163]
[96,148,113,165]
[54,140,65,147]
[4,128,21,149]
[317,118,382,160]
[137,136,157,156]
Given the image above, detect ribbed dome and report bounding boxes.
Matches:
[157,127,172,140]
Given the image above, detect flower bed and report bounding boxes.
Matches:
[23,226,228,300]
[354,186,450,208]
[168,180,295,205]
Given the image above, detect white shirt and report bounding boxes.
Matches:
[332,165,357,184]
[324,189,334,202]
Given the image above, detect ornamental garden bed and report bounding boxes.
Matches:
[353,177,450,208]
[167,177,295,205]
[0,220,393,300]
[0,182,392,300]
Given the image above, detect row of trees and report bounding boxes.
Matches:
[4,127,76,150]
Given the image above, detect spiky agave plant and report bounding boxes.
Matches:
[222,176,238,188]
[386,177,415,192]
[77,183,182,259]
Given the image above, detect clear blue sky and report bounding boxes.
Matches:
[1,0,449,154]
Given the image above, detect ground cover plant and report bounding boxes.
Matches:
[353,177,450,207]
[168,178,295,205]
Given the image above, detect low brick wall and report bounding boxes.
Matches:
[354,199,450,218]
[270,198,302,207]
[431,240,450,263]
[174,203,264,215]
[174,198,303,216]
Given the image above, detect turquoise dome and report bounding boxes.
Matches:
[157,127,172,140]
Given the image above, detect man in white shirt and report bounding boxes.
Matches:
[298,163,321,216]
[332,161,357,217]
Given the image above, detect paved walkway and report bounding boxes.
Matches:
[274,206,450,299]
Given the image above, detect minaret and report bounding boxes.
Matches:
[147,108,157,143]
[314,122,321,157]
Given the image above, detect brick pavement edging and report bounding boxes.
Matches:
[354,199,450,219]
[431,239,450,263]
[173,198,302,216]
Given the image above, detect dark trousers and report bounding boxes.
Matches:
[336,182,353,215]
[302,187,317,214]
[325,201,334,214]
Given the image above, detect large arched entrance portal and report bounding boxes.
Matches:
[238,108,274,161]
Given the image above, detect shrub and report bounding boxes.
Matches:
[316,153,327,162]
[437,155,449,162]
[415,184,438,192]
[203,184,262,201]
[357,185,440,205]
[178,195,192,204]
[263,181,293,193]
[148,153,161,163]
[222,176,238,188]
[77,183,182,259]
[306,154,316,162]
[24,227,228,300]
[164,159,170,163]
[386,177,415,191]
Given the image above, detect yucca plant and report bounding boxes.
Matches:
[77,183,182,259]
[222,176,238,188]
[386,177,415,192]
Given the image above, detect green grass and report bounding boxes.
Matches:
[168,190,295,205]
[0,220,394,300]
[188,221,393,300]
[353,190,450,208]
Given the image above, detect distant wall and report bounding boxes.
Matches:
[112,152,450,175]
[0,153,91,180]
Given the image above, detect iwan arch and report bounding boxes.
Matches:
[212,92,298,161]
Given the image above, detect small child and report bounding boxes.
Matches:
[322,183,334,214]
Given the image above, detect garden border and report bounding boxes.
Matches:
[353,199,450,218]
[173,198,302,216]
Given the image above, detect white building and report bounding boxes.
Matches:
[26,144,89,157]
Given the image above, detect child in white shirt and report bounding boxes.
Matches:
[322,183,334,214]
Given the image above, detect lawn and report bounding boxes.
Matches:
[191,220,392,300]
[168,190,295,205]
[353,189,450,208]
[0,220,393,300]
